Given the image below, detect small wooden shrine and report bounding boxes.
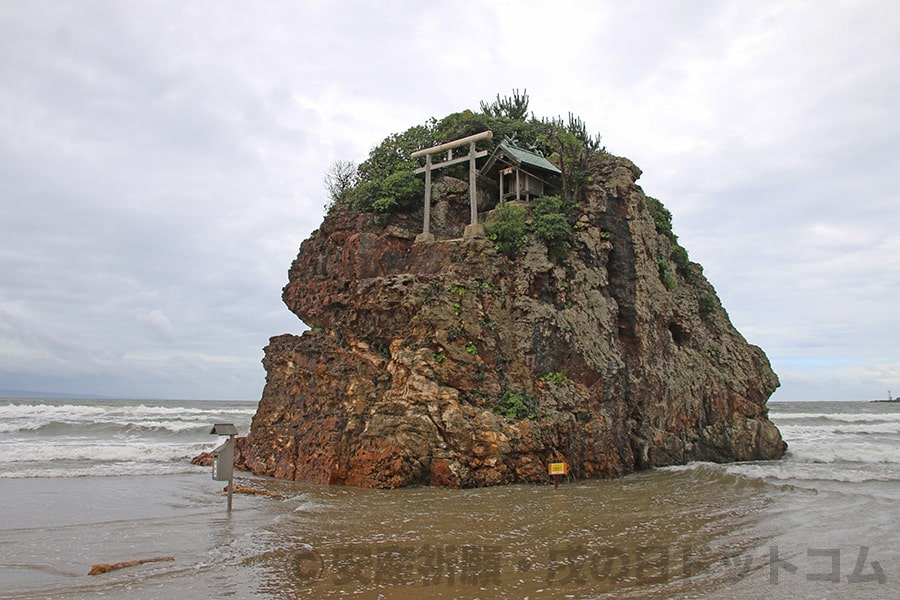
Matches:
[480,137,562,202]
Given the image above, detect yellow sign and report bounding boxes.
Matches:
[548,462,568,476]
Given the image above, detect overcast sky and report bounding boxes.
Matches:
[1,1,898,401]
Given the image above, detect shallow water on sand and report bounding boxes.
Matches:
[0,469,753,598]
[1,400,898,599]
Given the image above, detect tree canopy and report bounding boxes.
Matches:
[325,90,607,218]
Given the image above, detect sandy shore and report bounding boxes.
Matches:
[1,472,274,599]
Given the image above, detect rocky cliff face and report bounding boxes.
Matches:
[234,155,785,488]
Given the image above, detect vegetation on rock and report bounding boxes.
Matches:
[483,194,574,262]
[324,90,608,220]
[484,202,527,257]
[539,371,570,384]
[528,194,573,261]
[493,389,538,420]
[647,195,693,279]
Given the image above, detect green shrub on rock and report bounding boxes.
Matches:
[529,194,572,260]
[494,390,537,420]
[699,293,718,319]
[485,202,528,257]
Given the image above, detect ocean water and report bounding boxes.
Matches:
[0,398,897,599]
[0,398,257,479]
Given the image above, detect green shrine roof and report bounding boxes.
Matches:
[491,138,562,174]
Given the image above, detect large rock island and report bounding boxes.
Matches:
[233,107,785,488]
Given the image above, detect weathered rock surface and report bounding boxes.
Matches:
[234,155,785,488]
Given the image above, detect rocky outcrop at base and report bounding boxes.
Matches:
[233,155,785,488]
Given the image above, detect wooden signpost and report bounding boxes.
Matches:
[549,462,568,488]
[210,423,238,512]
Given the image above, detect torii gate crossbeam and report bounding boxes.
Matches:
[412,130,492,242]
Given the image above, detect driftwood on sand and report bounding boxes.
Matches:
[88,556,174,576]
[227,483,283,499]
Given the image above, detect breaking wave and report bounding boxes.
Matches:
[0,398,255,478]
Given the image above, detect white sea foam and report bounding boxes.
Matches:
[0,401,255,434]
[769,411,900,423]
[664,404,900,487]
[779,422,900,437]
[109,419,210,432]
[0,403,107,421]
[723,461,900,484]
[665,460,898,484]
[0,439,221,478]
[0,420,210,434]
[0,402,254,421]
[785,440,900,464]
[667,457,900,485]
[0,462,208,478]
[0,440,215,465]
[0,399,254,477]
[0,421,43,433]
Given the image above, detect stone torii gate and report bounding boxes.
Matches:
[412,130,493,242]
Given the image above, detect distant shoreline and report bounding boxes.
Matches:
[0,391,257,403]
[0,389,110,399]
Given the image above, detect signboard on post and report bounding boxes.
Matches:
[212,438,234,481]
[549,462,568,488]
[549,462,568,476]
[210,423,238,512]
